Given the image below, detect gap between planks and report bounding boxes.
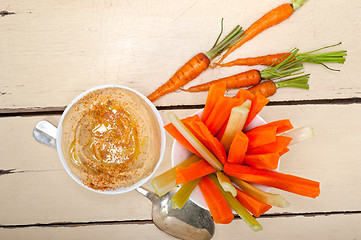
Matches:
[1,211,361,229]
[0,97,361,117]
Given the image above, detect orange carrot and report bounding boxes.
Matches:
[247,136,292,155]
[176,159,216,184]
[198,176,234,224]
[202,82,227,122]
[235,188,272,217]
[224,164,320,198]
[250,119,294,134]
[166,114,227,165]
[248,81,277,98]
[279,147,290,156]
[148,53,210,101]
[248,74,310,98]
[243,152,280,170]
[217,42,347,68]
[183,115,227,165]
[185,47,308,93]
[182,69,261,92]
[205,96,242,135]
[147,24,244,101]
[214,1,304,64]
[194,120,227,165]
[215,121,228,141]
[218,53,291,67]
[245,126,277,149]
[215,89,253,141]
[234,88,255,103]
[164,121,200,156]
[227,131,248,164]
[244,93,270,128]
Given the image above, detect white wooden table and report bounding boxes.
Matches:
[1,0,361,239]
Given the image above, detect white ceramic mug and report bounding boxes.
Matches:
[55,85,166,194]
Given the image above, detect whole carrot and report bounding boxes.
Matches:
[182,48,305,92]
[218,53,290,67]
[248,74,310,98]
[183,69,262,92]
[147,24,244,102]
[217,43,347,69]
[213,0,307,65]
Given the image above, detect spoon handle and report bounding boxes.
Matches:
[135,187,159,202]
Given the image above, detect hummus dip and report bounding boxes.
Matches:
[61,87,162,191]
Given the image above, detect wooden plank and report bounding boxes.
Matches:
[1,0,360,110]
[0,104,360,225]
[1,214,360,240]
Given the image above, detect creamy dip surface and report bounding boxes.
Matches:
[61,87,162,191]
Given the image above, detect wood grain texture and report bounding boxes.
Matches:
[0,0,360,109]
[1,214,360,240]
[0,105,360,228]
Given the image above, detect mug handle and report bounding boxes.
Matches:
[33,120,58,149]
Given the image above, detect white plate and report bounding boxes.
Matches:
[171,109,277,210]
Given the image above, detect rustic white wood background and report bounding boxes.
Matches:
[1,0,361,239]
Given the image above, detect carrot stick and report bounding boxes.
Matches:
[176,159,216,184]
[244,93,270,128]
[205,96,242,135]
[243,152,280,170]
[147,25,244,101]
[164,122,200,156]
[182,69,261,92]
[216,89,253,140]
[234,88,255,103]
[245,126,277,149]
[195,121,227,165]
[165,114,227,165]
[247,136,292,155]
[214,0,307,64]
[216,121,228,141]
[152,155,201,196]
[208,173,263,231]
[235,188,272,217]
[224,164,320,198]
[168,112,224,170]
[250,119,294,134]
[198,176,234,224]
[217,53,290,67]
[279,147,290,156]
[201,82,227,122]
[184,117,227,165]
[227,131,248,164]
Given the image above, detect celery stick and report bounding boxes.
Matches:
[220,100,251,152]
[152,155,201,196]
[168,112,223,170]
[230,177,290,208]
[216,171,237,197]
[208,174,263,232]
[172,178,201,209]
[280,126,314,145]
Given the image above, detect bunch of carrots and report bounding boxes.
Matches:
[151,82,320,231]
[147,0,346,102]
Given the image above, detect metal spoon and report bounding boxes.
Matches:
[33,120,215,240]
